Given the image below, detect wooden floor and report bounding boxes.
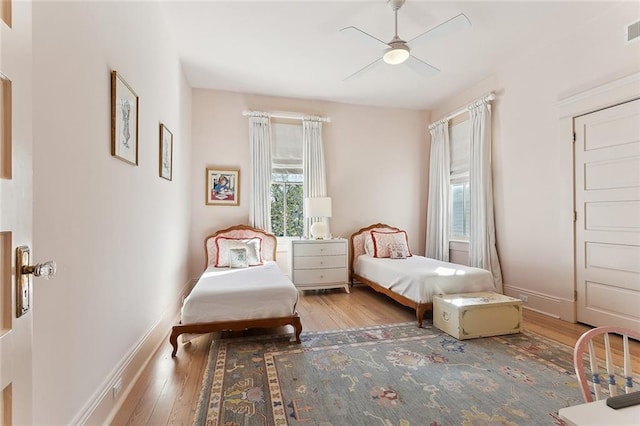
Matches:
[112,285,638,425]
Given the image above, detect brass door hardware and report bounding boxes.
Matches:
[15,246,56,317]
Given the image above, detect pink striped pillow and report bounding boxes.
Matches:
[370,230,412,258]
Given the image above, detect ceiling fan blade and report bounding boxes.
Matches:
[407,13,471,46]
[405,55,440,76]
[340,26,389,48]
[343,58,383,81]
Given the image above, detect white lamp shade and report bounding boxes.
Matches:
[304,197,332,218]
[305,197,332,239]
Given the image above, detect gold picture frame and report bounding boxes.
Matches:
[159,123,173,180]
[206,167,239,206]
[111,70,139,165]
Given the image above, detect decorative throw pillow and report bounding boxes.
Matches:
[389,243,407,259]
[229,248,248,268]
[370,230,412,258]
[364,233,375,256]
[215,237,262,267]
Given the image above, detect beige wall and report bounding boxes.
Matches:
[189,89,430,278]
[430,2,640,319]
[32,2,192,423]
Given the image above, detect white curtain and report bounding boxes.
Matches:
[302,118,327,237]
[248,115,272,231]
[468,102,503,292]
[426,122,451,261]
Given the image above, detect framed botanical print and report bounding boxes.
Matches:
[206,167,239,206]
[159,123,173,180]
[111,70,139,165]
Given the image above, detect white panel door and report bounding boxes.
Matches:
[0,1,34,423]
[575,98,640,330]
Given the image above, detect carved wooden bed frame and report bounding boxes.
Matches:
[170,224,302,357]
[349,223,432,327]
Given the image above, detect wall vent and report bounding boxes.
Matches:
[626,20,640,44]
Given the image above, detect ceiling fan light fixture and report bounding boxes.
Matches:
[383,44,409,65]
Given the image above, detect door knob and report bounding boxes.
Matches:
[22,260,56,279]
[15,246,56,318]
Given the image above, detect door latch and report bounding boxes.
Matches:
[15,246,56,317]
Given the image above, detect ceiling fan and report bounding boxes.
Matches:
[340,0,471,80]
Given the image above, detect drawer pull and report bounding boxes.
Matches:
[320,261,324,265]
[442,312,450,322]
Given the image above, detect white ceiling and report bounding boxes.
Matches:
[161,1,617,110]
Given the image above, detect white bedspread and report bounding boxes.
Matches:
[355,255,495,303]
[181,262,299,325]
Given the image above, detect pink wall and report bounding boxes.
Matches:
[429,2,640,319]
[26,2,638,421]
[32,2,192,423]
[189,89,430,278]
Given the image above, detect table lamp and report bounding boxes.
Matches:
[304,197,332,239]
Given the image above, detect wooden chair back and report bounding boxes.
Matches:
[573,326,640,402]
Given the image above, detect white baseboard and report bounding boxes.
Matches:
[72,278,197,425]
[504,284,575,322]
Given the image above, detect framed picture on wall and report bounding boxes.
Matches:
[111,70,139,165]
[206,167,240,206]
[159,123,173,180]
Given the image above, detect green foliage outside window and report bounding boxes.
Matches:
[271,173,304,237]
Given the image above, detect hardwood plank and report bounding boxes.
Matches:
[113,285,638,425]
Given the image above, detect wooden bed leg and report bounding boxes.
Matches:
[292,316,302,343]
[170,328,180,357]
[416,307,426,328]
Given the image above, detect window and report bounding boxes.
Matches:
[450,180,470,239]
[270,123,304,237]
[449,121,470,240]
[271,172,303,237]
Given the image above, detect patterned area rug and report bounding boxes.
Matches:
[194,323,583,425]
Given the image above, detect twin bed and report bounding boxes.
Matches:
[170,225,302,357]
[171,223,496,356]
[349,223,496,327]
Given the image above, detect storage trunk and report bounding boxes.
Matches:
[433,292,523,340]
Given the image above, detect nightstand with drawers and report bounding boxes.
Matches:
[291,239,349,293]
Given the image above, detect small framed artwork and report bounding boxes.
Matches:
[206,167,239,206]
[159,123,173,180]
[111,70,139,165]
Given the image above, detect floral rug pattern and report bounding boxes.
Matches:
[194,323,584,425]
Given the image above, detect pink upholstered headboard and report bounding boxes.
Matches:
[349,223,403,274]
[204,225,277,269]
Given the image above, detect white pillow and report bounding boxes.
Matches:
[364,233,374,256]
[229,248,249,268]
[215,237,262,267]
[370,230,412,258]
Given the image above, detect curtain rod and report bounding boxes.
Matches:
[428,92,496,130]
[242,110,331,123]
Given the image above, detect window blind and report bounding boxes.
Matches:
[450,120,470,179]
[271,123,302,174]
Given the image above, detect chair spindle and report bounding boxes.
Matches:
[604,333,617,397]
